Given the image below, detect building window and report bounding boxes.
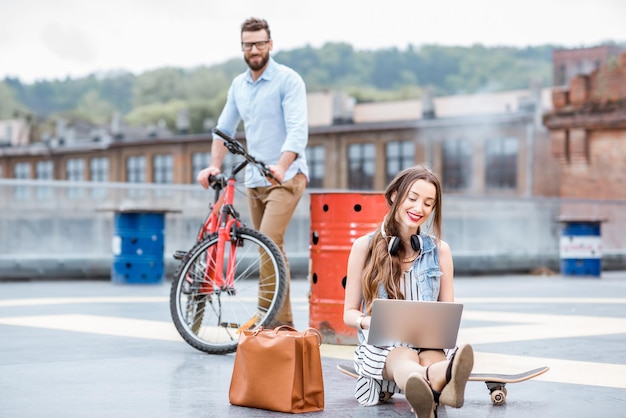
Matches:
[153,154,172,198]
[153,154,173,184]
[14,162,31,179]
[192,152,211,184]
[36,160,54,199]
[90,157,109,182]
[307,145,325,189]
[386,140,415,184]
[126,156,146,197]
[126,156,146,183]
[66,158,85,181]
[66,158,85,198]
[90,157,109,198]
[485,137,518,189]
[558,64,566,86]
[348,143,375,190]
[36,160,54,180]
[13,162,31,199]
[442,139,472,191]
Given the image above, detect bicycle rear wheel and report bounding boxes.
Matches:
[170,227,288,354]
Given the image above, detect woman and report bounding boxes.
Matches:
[343,166,473,418]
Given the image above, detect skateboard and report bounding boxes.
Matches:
[336,363,549,405]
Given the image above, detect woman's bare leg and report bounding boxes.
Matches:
[419,345,474,408]
[384,347,436,418]
[418,349,448,392]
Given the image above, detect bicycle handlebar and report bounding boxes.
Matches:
[207,173,227,189]
[212,128,281,185]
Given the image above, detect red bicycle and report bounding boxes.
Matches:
[170,128,288,354]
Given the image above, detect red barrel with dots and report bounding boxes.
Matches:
[309,192,388,344]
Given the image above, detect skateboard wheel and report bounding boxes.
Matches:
[491,390,506,405]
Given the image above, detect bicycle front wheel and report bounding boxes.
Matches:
[170,227,288,354]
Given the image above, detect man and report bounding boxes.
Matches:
[196,17,308,328]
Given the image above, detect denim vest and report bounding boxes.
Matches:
[358,232,442,344]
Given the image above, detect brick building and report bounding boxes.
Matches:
[544,51,626,200]
[552,44,623,86]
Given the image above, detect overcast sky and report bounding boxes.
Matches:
[1,0,624,83]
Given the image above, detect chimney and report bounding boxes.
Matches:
[111,112,123,140]
[55,118,66,141]
[176,108,189,135]
[332,92,355,125]
[422,86,436,119]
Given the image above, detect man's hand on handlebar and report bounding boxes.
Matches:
[267,164,285,185]
[197,166,221,189]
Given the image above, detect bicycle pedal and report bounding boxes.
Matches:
[173,250,187,260]
[220,322,240,329]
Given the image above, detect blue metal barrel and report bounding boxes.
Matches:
[112,211,165,284]
[560,221,602,277]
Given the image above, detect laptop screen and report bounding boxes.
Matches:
[366,299,463,348]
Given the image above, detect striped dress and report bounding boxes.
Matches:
[353,268,421,406]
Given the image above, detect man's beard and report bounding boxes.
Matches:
[245,52,269,71]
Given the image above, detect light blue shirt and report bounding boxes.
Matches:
[213,57,309,187]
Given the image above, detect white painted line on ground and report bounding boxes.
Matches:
[471,352,626,389]
[321,344,626,389]
[0,314,183,341]
[458,297,626,304]
[460,311,626,344]
[0,297,169,307]
[0,296,311,307]
[0,313,626,388]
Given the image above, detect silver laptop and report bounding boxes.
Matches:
[366,299,463,348]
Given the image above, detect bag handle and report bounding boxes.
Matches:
[303,327,322,346]
[272,325,297,333]
[254,326,323,346]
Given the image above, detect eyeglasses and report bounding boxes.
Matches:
[241,40,271,51]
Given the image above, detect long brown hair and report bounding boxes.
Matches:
[361,165,443,314]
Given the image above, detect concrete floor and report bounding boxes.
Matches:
[1,272,625,417]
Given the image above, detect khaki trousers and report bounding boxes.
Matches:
[247,173,307,323]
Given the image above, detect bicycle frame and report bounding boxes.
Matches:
[195,159,249,294]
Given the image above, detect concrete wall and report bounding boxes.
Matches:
[1,179,624,280]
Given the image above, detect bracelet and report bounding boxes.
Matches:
[355,314,366,330]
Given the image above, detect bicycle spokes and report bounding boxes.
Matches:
[170,228,288,354]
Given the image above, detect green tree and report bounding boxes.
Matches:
[132,68,186,107]
[71,90,116,124]
[0,82,26,119]
[187,96,227,133]
[125,99,187,131]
